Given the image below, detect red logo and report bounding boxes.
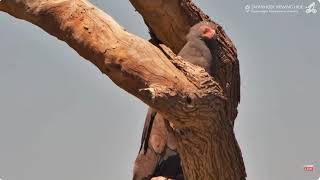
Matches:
[304,165,315,171]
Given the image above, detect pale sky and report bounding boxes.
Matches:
[0,0,320,180]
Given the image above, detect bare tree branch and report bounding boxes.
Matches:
[1,0,205,113]
[130,0,241,127]
[129,0,209,53]
[0,0,246,179]
[0,1,5,11]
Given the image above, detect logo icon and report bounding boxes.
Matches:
[306,2,318,14]
[304,164,315,171]
[245,5,250,13]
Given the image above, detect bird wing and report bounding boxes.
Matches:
[139,108,157,153]
[133,108,182,180]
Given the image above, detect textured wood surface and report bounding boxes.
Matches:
[0,0,246,179]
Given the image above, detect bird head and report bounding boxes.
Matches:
[186,22,217,42]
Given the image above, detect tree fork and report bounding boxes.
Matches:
[0,0,246,179]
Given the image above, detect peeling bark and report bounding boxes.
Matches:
[0,0,246,179]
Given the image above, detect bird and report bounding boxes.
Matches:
[132,21,239,180]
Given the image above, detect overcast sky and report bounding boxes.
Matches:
[0,0,320,180]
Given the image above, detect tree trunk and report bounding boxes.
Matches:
[0,0,246,179]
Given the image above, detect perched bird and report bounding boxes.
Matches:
[133,21,222,180]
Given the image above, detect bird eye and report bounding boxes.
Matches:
[203,27,211,34]
[200,26,216,40]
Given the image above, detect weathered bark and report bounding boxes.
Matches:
[130,0,241,128]
[0,0,246,179]
[129,1,244,179]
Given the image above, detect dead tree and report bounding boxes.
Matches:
[0,0,246,179]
